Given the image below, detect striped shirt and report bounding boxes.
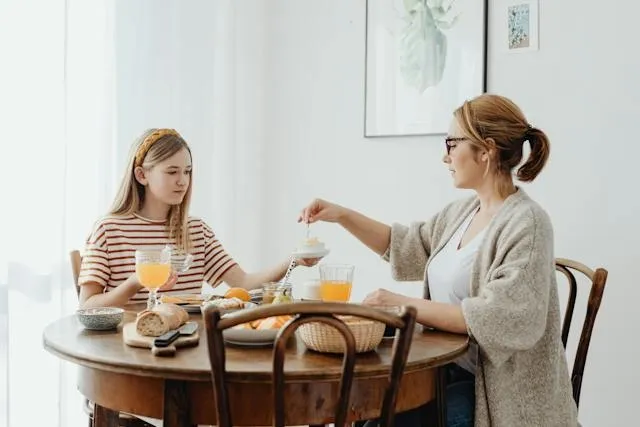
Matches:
[78,213,237,303]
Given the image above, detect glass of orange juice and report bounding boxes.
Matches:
[319,264,355,302]
[135,247,172,309]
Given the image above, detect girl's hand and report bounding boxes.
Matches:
[296,257,322,267]
[159,270,178,291]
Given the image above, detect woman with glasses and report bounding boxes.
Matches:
[298,94,577,427]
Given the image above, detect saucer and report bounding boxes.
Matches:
[291,248,330,259]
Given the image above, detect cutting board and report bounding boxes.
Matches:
[122,321,200,357]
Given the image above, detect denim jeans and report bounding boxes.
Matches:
[356,363,475,427]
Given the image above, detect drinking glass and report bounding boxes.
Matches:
[168,246,194,274]
[135,247,172,309]
[319,264,354,302]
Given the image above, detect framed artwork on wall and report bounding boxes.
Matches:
[502,0,539,53]
[364,0,488,137]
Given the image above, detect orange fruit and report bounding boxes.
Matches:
[224,287,251,302]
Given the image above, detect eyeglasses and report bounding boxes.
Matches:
[444,137,467,155]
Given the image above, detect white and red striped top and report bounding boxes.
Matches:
[78,213,237,304]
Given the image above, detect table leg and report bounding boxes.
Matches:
[437,366,447,427]
[163,379,196,427]
[93,404,119,427]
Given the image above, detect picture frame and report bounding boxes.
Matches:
[364,0,488,137]
[503,0,539,53]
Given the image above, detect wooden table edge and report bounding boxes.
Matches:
[43,335,469,382]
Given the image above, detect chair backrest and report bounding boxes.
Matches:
[204,302,417,427]
[555,257,607,408]
[70,250,82,298]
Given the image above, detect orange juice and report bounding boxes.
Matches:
[320,280,352,302]
[136,263,171,289]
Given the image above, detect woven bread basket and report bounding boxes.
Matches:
[297,315,385,354]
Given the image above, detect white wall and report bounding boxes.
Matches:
[109,1,638,425]
[261,1,640,425]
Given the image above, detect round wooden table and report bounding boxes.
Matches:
[43,311,468,426]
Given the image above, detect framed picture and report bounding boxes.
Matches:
[503,0,539,53]
[364,0,488,137]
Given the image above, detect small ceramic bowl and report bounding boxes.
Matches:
[76,307,124,330]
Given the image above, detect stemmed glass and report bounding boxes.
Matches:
[135,246,172,310]
[168,246,194,274]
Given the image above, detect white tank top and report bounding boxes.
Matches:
[426,207,485,373]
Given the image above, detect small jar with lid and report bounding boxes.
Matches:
[261,282,293,304]
[261,282,278,304]
[273,283,293,303]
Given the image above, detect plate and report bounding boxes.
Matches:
[224,339,274,347]
[291,248,330,259]
[223,327,279,344]
[160,294,206,305]
[185,304,252,315]
[174,296,257,315]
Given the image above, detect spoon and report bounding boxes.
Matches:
[280,257,297,285]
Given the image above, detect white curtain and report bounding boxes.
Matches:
[0,1,118,426]
[0,1,254,425]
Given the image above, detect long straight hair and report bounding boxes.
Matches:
[110,128,193,252]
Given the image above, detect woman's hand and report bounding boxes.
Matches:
[298,198,348,224]
[362,288,403,307]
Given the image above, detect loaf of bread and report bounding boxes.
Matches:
[135,304,189,337]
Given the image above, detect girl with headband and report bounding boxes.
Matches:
[78,128,318,308]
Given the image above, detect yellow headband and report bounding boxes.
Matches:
[135,128,181,166]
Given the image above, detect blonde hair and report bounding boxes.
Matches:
[454,94,550,195]
[110,128,193,252]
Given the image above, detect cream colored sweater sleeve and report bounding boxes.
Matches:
[381,219,437,281]
[381,198,475,282]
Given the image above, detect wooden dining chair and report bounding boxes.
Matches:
[203,302,417,427]
[434,257,608,425]
[70,250,153,427]
[70,250,82,298]
[555,257,608,408]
